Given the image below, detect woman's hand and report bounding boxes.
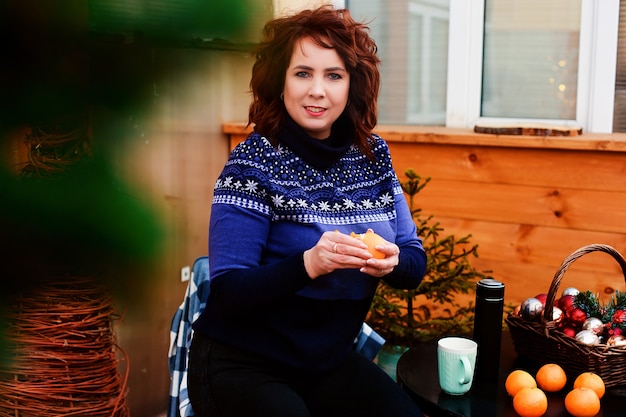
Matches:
[303,230,399,279]
[359,240,399,278]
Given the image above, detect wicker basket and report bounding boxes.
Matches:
[505,244,626,388]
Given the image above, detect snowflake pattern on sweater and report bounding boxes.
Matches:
[213,133,401,227]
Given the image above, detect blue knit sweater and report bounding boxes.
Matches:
[192,130,426,372]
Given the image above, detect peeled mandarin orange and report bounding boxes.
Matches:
[535,363,567,392]
[564,387,601,417]
[573,372,605,399]
[512,387,548,417]
[350,230,386,259]
[505,369,537,397]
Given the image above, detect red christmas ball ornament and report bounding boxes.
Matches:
[562,327,577,337]
[557,294,575,312]
[612,309,626,325]
[567,307,588,327]
[534,293,547,307]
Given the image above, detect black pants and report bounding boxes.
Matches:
[188,332,423,417]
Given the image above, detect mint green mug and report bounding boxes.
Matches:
[437,337,477,395]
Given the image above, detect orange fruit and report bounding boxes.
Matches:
[564,387,601,417]
[573,372,605,399]
[512,387,548,417]
[535,363,567,392]
[350,230,386,259]
[505,369,537,397]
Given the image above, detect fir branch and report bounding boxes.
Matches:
[574,291,605,320]
[608,290,626,311]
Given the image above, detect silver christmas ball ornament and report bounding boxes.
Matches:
[520,297,544,320]
[561,287,580,297]
[582,317,604,335]
[575,330,600,345]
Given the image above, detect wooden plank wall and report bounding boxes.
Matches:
[386,139,626,308]
[225,124,626,308]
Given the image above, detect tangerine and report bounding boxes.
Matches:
[512,387,548,417]
[535,363,567,392]
[564,387,601,417]
[573,372,605,399]
[350,230,386,259]
[505,369,537,397]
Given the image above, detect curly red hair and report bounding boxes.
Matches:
[248,6,380,157]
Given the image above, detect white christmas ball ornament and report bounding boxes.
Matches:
[582,317,604,335]
[551,306,564,323]
[575,330,600,345]
[607,335,626,347]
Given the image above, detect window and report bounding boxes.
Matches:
[481,1,581,120]
[347,0,450,125]
[347,0,621,133]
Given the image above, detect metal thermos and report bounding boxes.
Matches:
[473,278,505,383]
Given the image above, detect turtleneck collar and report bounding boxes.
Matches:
[276,115,354,170]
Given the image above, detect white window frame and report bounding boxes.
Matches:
[446,0,619,133]
[406,0,450,124]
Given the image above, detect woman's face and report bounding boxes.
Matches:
[283,37,350,139]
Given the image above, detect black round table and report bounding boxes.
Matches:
[396,332,626,417]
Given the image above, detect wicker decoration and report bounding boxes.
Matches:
[18,117,91,178]
[0,277,129,417]
[506,244,626,388]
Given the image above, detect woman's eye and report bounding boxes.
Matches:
[328,73,342,80]
[295,71,309,78]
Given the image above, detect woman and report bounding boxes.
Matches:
[188,6,426,417]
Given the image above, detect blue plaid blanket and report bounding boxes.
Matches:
[167,256,385,417]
